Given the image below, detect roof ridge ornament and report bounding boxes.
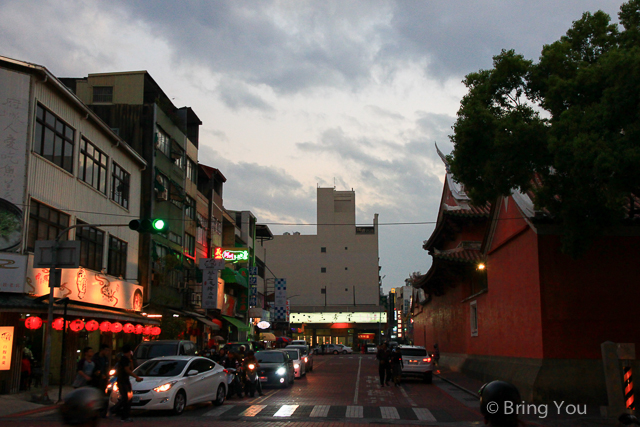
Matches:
[435,143,451,173]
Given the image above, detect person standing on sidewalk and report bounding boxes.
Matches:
[433,344,440,366]
[72,347,96,388]
[390,347,403,386]
[110,345,142,422]
[376,343,391,386]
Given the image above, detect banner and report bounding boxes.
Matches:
[0,253,27,292]
[274,278,287,321]
[0,326,14,371]
[202,269,221,309]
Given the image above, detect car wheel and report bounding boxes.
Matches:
[172,390,187,415]
[213,384,226,406]
[333,350,338,355]
[423,372,433,384]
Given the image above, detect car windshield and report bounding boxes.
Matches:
[225,344,249,354]
[135,343,178,359]
[256,352,285,363]
[286,346,308,355]
[284,350,299,360]
[400,348,428,357]
[135,360,187,377]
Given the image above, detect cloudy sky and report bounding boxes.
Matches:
[1,0,625,292]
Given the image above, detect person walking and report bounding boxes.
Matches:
[390,347,403,386]
[20,353,31,391]
[92,344,111,417]
[72,347,96,389]
[433,344,440,367]
[376,343,391,386]
[109,345,142,422]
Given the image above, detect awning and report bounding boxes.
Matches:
[221,268,248,288]
[198,317,221,330]
[170,309,221,330]
[222,315,250,331]
[260,332,276,341]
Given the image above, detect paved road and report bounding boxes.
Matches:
[4,354,485,426]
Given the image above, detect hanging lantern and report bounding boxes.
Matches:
[143,326,153,335]
[123,323,135,334]
[52,318,65,331]
[151,326,161,336]
[25,316,43,330]
[99,321,112,333]
[111,322,123,333]
[85,320,99,332]
[134,324,143,335]
[69,319,85,332]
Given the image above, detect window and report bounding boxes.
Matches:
[78,138,108,194]
[185,196,196,220]
[168,232,182,245]
[156,126,170,157]
[213,218,222,235]
[93,86,113,103]
[186,159,197,183]
[321,267,326,273]
[321,247,326,253]
[156,173,169,199]
[172,145,184,169]
[111,162,130,209]
[470,301,478,337]
[27,200,70,251]
[196,213,207,246]
[34,103,74,172]
[108,236,127,277]
[75,221,105,271]
[185,233,195,257]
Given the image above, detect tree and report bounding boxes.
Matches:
[448,1,640,256]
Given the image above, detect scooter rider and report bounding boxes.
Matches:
[243,350,264,396]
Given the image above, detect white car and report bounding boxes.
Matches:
[336,345,353,354]
[282,348,306,378]
[397,345,434,383]
[110,356,227,415]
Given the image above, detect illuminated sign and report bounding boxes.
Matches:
[257,321,271,329]
[289,312,387,324]
[0,326,14,371]
[213,247,249,263]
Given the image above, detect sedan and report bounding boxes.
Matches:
[285,345,313,372]
[282,348,305,378]
[255,350,295,388]
[336,345,353,354]
[110,356,226,415]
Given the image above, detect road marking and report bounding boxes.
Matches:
[346,405,363,418]
[204,405,236,417]
[399,384,418,407]
[309,405,330,417]
[413,408,437,421]
[354,356,362,404]
[249,389,278,404]
[380,406,400,419]
[239,405,267,417]
[273,404,299,417]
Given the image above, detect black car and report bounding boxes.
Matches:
[255,350,295,388]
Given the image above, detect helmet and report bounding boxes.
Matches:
[60,387,105,425]
[479,381,521,426]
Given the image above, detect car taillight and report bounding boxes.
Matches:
[423,357,432,363]
[223,369,229,374]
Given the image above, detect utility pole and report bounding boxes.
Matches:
[353,287,356,306]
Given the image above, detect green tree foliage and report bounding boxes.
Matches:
[448,1,640,256]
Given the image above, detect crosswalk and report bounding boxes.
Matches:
[204,404,438,421]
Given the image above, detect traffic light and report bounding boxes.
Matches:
[128,218,167,234]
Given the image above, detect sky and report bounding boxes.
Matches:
[0,0,626,293]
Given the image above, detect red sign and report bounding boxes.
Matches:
[358,333,375,340]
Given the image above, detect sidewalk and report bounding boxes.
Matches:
[0,385,75,418]
[434,368,617,427]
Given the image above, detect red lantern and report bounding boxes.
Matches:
[143,326,153,335]
[70,319,85,332]
[85,320,99,332]
[111,322,123,333]
[123,323,135,334]
[25,316,43,330]
[52,318,65,331]
[99,321,112,333]
[151,326,161,336]
[134,324,143,335]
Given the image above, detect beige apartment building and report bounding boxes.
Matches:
[263,187,385,348]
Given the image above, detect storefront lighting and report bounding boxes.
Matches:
[99,321,112,332]
[134,324,144,335]
[143,326,153,335]
[111,322,123,333]
[52,318,65,331]
[151,326,161,336]
[25,316,43,330]
[173,314,179,317]
[85,320,99,332]
[123,323,135,334]
[477,263,486,271]
[147,314,163,318]
[69,319,85,332]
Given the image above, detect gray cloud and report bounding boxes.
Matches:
[217,78,275,112]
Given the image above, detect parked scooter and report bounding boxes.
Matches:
[224,367,244,399]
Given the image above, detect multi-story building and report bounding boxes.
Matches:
[263,187,384,348]
[0,56,152,393]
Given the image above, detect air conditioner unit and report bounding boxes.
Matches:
[156,190,168,201]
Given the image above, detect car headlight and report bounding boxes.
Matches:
[276,367,286,376]
[153,381,177,393]
[112,383,118,392]
[109,369,116,376]
[248,364,255,370]
[294,363,300,369]
[303,357,308,362]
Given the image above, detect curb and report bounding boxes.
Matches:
[3,403,59,418]
[434,372,480,399]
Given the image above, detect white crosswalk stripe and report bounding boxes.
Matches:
[346,405,363,418]
[203,405,235,417]
[274,405,298,417]
[380,406,401,419]
[309,405,330,417]
[239,405,267,417]
[413,407,437,421]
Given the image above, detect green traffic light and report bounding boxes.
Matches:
[152,219,166,231]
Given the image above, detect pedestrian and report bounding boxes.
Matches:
[433,344,440,366]
[479,381,521,427]
[390,347,403,386]
[376,343,391,386]
[92,344,111,417]
[72,347,95,388]
[109,344,142,422]
[20,353,31,391]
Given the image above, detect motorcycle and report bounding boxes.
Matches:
[244,362,258,397]
[224,367,244,399]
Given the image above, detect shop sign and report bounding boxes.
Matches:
[257,321,270,329]
[202,270,221,310]
[27,260,143,311]
[0,253,27,293]
[290,312,387,324]
[0,326,13,371]
[213,247,249,263]
[358,333,375,340]
[222,294,237,317]
[237,291,248,314]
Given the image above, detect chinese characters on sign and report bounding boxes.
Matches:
[289,312,388,324]
[213,247,249,263]
[0,326,14,371]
